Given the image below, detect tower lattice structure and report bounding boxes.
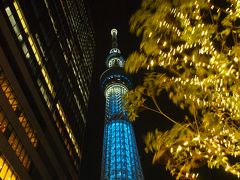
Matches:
[100,29,144,180]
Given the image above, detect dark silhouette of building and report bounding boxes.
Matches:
[0,0,95,179]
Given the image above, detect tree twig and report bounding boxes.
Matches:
[151,95,181,125]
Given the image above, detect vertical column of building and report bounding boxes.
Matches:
[100,29,144,180]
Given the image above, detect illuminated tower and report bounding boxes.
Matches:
[100,29,144,180]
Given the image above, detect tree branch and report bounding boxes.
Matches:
[151,95,181,125]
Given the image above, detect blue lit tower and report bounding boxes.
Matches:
[100,29,144,180]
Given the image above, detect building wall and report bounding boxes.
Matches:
[0,0,95,179]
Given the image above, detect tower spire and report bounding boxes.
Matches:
[111,29,118,48]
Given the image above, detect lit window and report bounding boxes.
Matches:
[0,111,8,133]
[21,43,28,55]
[10,1,55,97]
[13,26,20,36]
[8,132,15,146]
[0,108,31,170]
[5,6,23,44]
[9,15,16,27]
[0,69,38,148]
[5,7,12,16]
[0,155,19,180]
[56,102,81,158]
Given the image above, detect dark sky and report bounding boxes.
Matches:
[80,0,237,180]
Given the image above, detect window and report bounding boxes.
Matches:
[0,110,8,133]
[0,107,32,170]
[0,68,38,148]
[0,154,20,180]
[6,3,56,97]
[56,102,81,158]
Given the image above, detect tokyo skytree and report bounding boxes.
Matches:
[100,29,144,180]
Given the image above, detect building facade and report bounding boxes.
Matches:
[0,0,95,179]
[100,29,144,180]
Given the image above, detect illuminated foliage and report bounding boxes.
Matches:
[125,0,240,179]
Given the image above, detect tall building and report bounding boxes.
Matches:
[100,29,144,180]
[0,0,95,179]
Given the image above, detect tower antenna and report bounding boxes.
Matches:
[111,29,118,48]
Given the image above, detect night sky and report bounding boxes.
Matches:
[80,0,237,179]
